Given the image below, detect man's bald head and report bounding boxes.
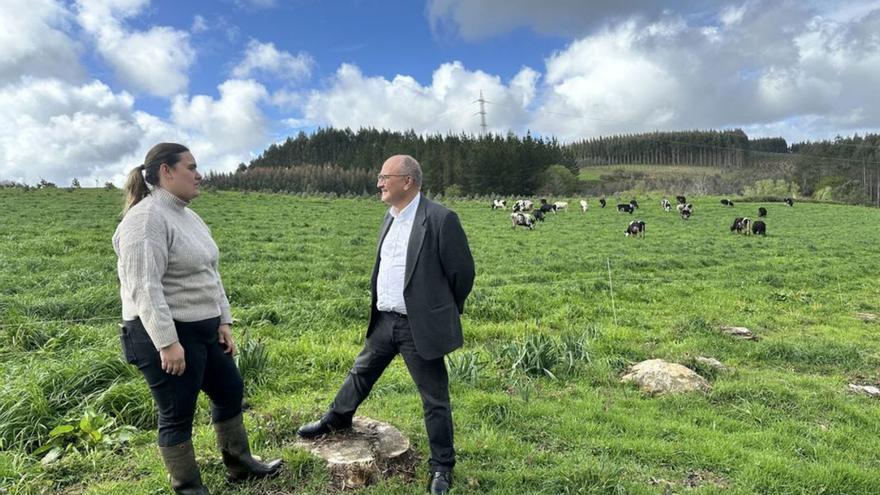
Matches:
[383,155,422,188]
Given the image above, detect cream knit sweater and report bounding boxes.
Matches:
[113,187,232,349]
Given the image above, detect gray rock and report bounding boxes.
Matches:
[695,356,729,371]
[719,325,758,340]
[621,359,710,394]
[848,384,880,398]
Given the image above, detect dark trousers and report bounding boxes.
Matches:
[328,311,455,471]
[119,317,243,447]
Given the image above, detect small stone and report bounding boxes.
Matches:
[719,325,758,340]
[695,356,728,371]
[848,384,880,398]
[621,359,710,394]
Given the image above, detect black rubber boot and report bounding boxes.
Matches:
[158,440,212,495]
[213,413,283,481]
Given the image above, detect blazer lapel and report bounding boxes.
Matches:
[404,194,427,288]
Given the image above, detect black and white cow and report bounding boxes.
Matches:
[720,198,734,207]
[511,212,535,230]
[678,203,692,220]
[579,200,589,212]
[599,198,607,208]
[491,199,507,210]
[629,199,639,209]
[784,197,794,207]
[758,207,767,217]
[625,220,646,237]
[752,220,766,235]
[676,195,687,205]
[730,217,751,234]
[513,199,534,212]
[661,198,672,212]
[554,201,569,212]
[617,203,635,214]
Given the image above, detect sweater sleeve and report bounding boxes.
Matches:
[117,217,179,349]
[213,258,233,326]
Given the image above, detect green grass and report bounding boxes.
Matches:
[2,188,880,494]
[579,164,724,182]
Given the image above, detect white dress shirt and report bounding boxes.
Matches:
[376,193,420,314]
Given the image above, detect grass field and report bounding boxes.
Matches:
[579,165,724,182]
[1,188,880,494]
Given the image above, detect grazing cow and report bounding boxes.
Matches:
[579,200,588,213]
[784,197,794,207]
[510,212,535,230]
[539,202,557,214]
[625,220,646,237]
[661,198,672,212]
[676,195,687,205]
[599,198,607,208]
[554,201,568,212]
[617,203,635,214]
[678,203,692,220]
[752,220,766,235]
[720,198,734,207]
[513,199,534,212]
[534,209,546,222]
[629,199,639,209]
[758,207,767,217]
[730,217,747,234]
[491,199,507,210]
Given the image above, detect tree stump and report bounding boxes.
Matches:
[294,417,416,489]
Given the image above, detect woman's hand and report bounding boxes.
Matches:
[218,324,236,356]
[160,342,186,375]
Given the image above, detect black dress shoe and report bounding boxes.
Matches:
[427,471,453,494]
[296,417,351,439]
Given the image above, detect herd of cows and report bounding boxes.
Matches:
[492,195,796,236]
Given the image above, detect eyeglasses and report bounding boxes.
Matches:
[377,174,409,182]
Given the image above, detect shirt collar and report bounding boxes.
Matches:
[152,186,189,210]
[390,192,420,220]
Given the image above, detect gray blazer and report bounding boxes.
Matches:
[368,194,475,360]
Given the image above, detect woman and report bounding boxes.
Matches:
[113,143,281,494]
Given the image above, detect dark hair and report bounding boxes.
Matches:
[123,143,189,214]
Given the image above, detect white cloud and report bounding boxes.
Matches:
[302,61,537,135]
[0,0,85,84]
[232,40,314,82]
[191,14,208,33]
[0,77,272,185]
[75,0,196,97]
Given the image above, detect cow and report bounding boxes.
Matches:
[579,200,589,213]
[730,217,751,235]
[539,202,557,214]
[752,220,766,235]
[617,203,635,214]
[554,201,569,212]
[784,197,794,207]
[491,199,507,210]
[599,198,607,208]
[678,203,692,220]
[513,199,534,212]
[676,195,687,205]
[511,212,535,230]
[629,199,639,209]
[534,209,546,222]
[758,207,767,217]
[720,199,734,207]
[625,220,646,237]
[661,198,672,212]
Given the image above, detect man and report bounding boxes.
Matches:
[297,155,475,494]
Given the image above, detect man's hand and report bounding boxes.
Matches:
[218,324,236,356]
[160,342,186,376]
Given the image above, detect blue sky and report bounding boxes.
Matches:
[2,0,880,185]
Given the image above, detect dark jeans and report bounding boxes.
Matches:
[328,311,455,471]
[119,316,243,447]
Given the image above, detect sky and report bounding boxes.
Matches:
[2,0,880,186]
